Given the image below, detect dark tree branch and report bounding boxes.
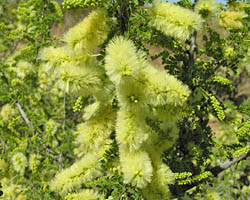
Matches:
[187,0,199,67]
[208,146,250,177]
[117,0,130,34]
[188,30,197,67]
[181,148,250,194]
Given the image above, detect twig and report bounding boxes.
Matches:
[187,0,199,67]
[192,59,227,91]
[1,41,20,64]
[188,30,197,67]
[208,151,250,177]
[117,0,129,34]
[0,138,8,150]
[117,189,127,200]
[183,145,250,193]
[16,102,34,133]
[15,101,70,162]
[62,91,66,135]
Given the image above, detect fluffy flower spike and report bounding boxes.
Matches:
[142,66,190,106]
[105,36,190,107]
[150,0,203,40]
[64,9,110,56]
[195,0,218,18]
[219,11,247,29]
[0,104,15,121]
[120,150,153,188]
[11,152,28,176]
[50,153,102,194]
[105,36,142,85]
[74,106,115,156]
[116,108,148,152]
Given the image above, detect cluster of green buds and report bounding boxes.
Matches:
[62,0,107,9]
[73,96,84,112]
[208,93,225,121]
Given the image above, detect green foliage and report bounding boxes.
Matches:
[210,75,233,91]
[233,145,250,158]
[176,171,213,185]
[207,92,225,121]
[86,175,145,200]
[235,119,250,139]
[62,0,108,9]
[239,99,250,116]
[73,96,84,112]
[174,172,192,180]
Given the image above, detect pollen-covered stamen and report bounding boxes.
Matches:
[129,95,139,104]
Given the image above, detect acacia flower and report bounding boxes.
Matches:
[219,11,247,29]
[0,104,15,121]
[50,153,102,194]
[74,107,115,155]
[141,65,190,106]
[11,152,27,176]
[195,0,218,18]
[120,150,153,188]
[116,108,148,152]
[64,9,110,55]
[105,36,142,85]
[150,0,203,40]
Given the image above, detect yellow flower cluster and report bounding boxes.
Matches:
[195,0,218,18]
[39,9,112,99]
[11,152,27,176]
[62,0,107,9]
[45,15,191,199]
[50,153,102,194]
[0,104,15,121]
[208,93,225,121]
[50,104,116,197]
[8,61,34,79]
[150,0,203,40]
[104,36,189,198]
[29,154,41,172]
[105,36,190,107]
[64,8,110,56]
[74,106,116,157]
[0,178,25,200]
[233,145,250,158]
[219,11,247,29]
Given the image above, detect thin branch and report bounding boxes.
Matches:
[62,91,66,135]
[208,151,250,177]
[15,101,71,162]
[0,138,8,150]
[1,41,20,64]
[16,102,34,133]
[187,0,199,67]
[192,59,227,91]
[182,144,250,193]
[188,30,197,67]
[117,189,127,200]
[117,0,130,34]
